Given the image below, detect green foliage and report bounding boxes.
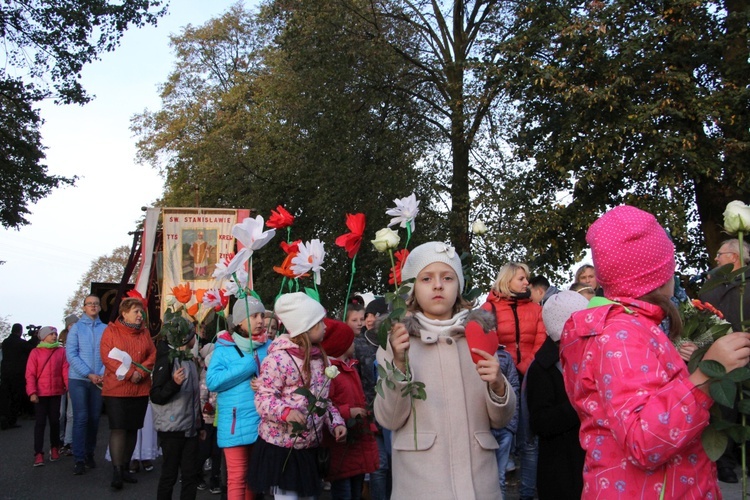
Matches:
[495,0,750,278]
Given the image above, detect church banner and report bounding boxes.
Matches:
[162,208,240,323]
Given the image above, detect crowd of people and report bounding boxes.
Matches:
[2,204,750,500]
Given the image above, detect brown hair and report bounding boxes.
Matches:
[574,264,595,282]
[119,297,143,317]
[290,327,330,388]
[639,289,683,340]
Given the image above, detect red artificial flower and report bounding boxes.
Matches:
[389,248,410,286]
[692,299,724,319]
[172,283,192,304]
[267,205,295,229]
[126,289,148,310]
[187,303,200,317]
[280,239,302,254]
[335,213,366,258]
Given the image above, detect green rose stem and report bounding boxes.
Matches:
[282,377,334,472]
[739,229,747,499]
[405,223,412,250]
[342,254,358,321]
[388,247,416,449]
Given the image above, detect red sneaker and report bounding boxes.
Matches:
[33,453,44,467]
[50,447,60,461]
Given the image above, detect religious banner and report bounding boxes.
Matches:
[162,208,242,324]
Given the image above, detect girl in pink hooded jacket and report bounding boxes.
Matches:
[560,206,750,499]
[26,326,69,466]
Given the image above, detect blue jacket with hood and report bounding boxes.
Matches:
[206,331,269,448]
[65,314,106,381]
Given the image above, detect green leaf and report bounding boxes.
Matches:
[294,387,315,400]
[709,379,737,408]
[737,398,750,415]
[374,380,385,399]
[687,345,710,374]
[376,364,387,379]
[303,287,320,303]
[698,360,727,379]
[726,367,750,383]
[725,423,748,444]
[385,379,396,390]
[702,425,728,461]
[391,307,406,320]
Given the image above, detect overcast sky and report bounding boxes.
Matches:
[0,1,254,335]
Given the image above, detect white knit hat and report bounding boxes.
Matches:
[231,297,266,326]
[401,241,465,293]
[274,292,326,338]
[542,291,588,342]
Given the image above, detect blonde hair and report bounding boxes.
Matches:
[574,264,595,282]
[493,262,530,297]
[289,325,329,388]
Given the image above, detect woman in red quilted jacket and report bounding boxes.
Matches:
[26,326,69,467]
[482,263,546,377]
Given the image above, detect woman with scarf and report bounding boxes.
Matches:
[100,297,157,490]
[206,297,270,500]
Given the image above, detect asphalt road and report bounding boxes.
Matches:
[0,415,743,499]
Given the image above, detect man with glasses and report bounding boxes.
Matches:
[699,239,750,483]
[65,295,106,475]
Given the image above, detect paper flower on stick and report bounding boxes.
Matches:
[386,192,420,232]
[172,283,192,304]
[202,288,228,312]
[126,289,148,309]
[212,254,234,280]
[267,205,295,229]
[371,228,400,252]
[233,215,276,254]
[224,270,249,297]
[389,248,410,286]
[291,239,326,285]
[335,213,366,258]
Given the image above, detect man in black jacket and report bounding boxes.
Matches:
[0,324,33,429]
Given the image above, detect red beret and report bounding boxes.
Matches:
[321,318,355,358]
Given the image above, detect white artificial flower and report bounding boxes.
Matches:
[386,192,420,232]
[371,228,401,252]
[224,270,249,297]
[291,239,326,285]
[232,215,276,254]
[325,365,340,379]
[472,220,488,235]
[723,200,750,234]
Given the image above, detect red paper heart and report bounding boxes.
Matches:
[465,321,498,364]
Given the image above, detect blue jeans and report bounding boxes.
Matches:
[491,428,514,496]
[368,429,392,500]
[69,378,103,462]
[330,473,365,500]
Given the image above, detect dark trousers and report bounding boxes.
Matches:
[0,374,26,427]
[34,395,62,454]
[158,432,200,500]
[198,425,222,481]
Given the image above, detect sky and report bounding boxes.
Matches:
[0,0,257,335]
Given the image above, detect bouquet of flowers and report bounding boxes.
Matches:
[676,299,732,350]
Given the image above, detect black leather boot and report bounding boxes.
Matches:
[111,465,124,490]
[122,468,138,484]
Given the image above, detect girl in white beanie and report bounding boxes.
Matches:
[374,241,516,499]
[249,292,347,499]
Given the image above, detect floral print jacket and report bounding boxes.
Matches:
[560,298,721,500]
[255,334,344,449]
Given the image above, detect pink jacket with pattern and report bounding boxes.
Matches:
[255,335,344,449]
[560,298,721,500]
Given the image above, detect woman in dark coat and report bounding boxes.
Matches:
[525,291,587,500]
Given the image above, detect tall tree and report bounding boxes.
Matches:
[64,245,133,318]
[133,2,432,309]
[341,0,517,257]
[0,0,167,228]
[497,0,749,276]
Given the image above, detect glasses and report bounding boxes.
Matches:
[84,302,100,307]
[716,251,735,258]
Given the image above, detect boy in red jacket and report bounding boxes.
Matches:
[26,326,69,467]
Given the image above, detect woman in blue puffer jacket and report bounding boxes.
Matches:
[206,297,269,500]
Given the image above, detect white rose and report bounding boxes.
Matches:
[325,365,340,379]
[471,220,488,235]
[723,201,750,234]
[371,228,401,252]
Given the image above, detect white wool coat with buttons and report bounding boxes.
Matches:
[374,309,515,500]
